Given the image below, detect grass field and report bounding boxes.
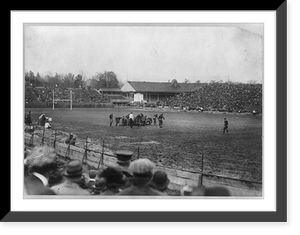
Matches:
[26,107,262,182]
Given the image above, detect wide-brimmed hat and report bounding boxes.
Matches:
[152,170,170,191]
[63,160,85,178]
[25,146,57,171]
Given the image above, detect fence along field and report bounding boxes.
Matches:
[24,107,262,196]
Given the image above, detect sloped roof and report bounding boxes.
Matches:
[126,81,204,93]
[99,88,122,92]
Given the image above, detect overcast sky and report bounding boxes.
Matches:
[24,24,263,83]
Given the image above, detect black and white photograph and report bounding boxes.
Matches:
[23,23,264,198]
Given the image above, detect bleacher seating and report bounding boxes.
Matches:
[25,86,112,105]
[166,83,262,113]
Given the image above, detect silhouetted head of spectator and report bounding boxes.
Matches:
[88,170,98,179]
[151,170,170,192]
[204,186,231,196]
[129,158,156,186]
[100,167,126,189]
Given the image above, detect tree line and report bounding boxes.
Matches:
[25,71,123,89]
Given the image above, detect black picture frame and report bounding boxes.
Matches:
[5,2,287,222]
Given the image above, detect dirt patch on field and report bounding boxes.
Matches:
[26,108,262,183]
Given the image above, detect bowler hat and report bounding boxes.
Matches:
[63,160,84,178]
[152,170,170,191]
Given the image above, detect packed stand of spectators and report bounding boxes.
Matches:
[25,87,39,103]
[167,82,262,113]
[25,86,111,105]
[24,146,231,197]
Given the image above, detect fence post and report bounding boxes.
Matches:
[29,130,34,147]
[137,145,140,159]
[97,139,104,169]
[41,127,45,146]
[101,139,104,166]
[82,136,88,164]
[53,130,57,149]
[198,154,204,186]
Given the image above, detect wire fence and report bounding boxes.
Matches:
[24,127,262,192]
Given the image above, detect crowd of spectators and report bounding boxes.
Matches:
[24,146,231,197]
[25,86,111,105]
[166,82,262,113]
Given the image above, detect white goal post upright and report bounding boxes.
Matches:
[52,89,73,110]
[70,90,72,110]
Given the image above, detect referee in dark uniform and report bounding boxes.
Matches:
[222,118,229,135]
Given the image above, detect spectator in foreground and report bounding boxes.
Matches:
[48,170,64,188]
[180,185,230,196]
[99,167,127,195]
[119,158,163,196]
[51,160,90,195]
[150,170,170,195]
[204,186,231,196]
[24,146,58,195]
[86,170,98,190]
[180,184,194,196]
[90,166,106,195]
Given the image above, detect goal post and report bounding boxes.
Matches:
[52,89,73,110]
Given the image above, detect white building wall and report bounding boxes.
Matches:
[134,93,144,102]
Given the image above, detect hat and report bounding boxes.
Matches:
[115,150,133,165]
[63,160,85,178]
[129,158,155,174]
[26,146,57,171]
[152,170,170,191]
[88,170,98,179]
[128,158,156,184]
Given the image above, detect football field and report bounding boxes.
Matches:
[26,107,263,182]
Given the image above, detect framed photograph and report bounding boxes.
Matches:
[6,2,286,222]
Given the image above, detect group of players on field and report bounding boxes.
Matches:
[109,112,165,128]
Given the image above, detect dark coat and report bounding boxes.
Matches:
[118,177,163,196]
[118,184,164,196]
[24,175,56,195]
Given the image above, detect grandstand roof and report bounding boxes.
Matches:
[122,80,204,93]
